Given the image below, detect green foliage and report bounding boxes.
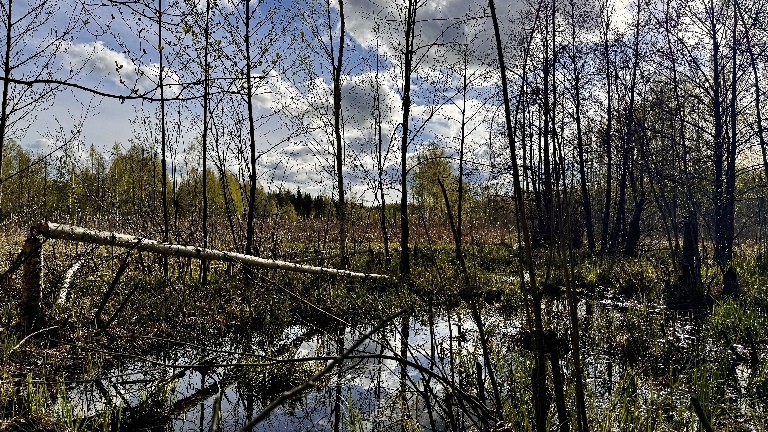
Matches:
[410,143,472,220]
[0,139,47,221]
[107,143,168,227]
[707,299,764,348]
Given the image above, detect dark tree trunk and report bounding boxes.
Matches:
[568,9,595,251]
[158,0,169,277]
[201,0,211,284]
[0,0,13,207]
[333,0,347,269]
[399,0,416,276]
[245,0,259,260]
[601,13,613,253]
[488,0,547,429]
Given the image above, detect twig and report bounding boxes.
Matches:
[8,326,59,354]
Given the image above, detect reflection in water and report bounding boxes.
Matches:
[62,300,708,431]
[64,310,493,431]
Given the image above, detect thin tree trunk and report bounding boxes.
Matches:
[568,0,594,251]
[438,178,465,273]
[728,0,737,246]
[201,0,211,284]
[372,29,390,266]
[244,0,259,259]
[711,0,726,270]
[724,0,738,294]
[542,14,553,246]
[400,0,416,276]
[377,91,390,265]
[158,0,169,277]
[613,0,641,255]
[0,0,13,208]
[333,0,347,269]
[601,9,613,253]
[488,0,546,429]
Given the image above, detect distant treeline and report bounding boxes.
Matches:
[0,140,340,225]
[0,139,516,239]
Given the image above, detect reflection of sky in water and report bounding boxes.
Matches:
[63,312,489,431]
[60,302,703,431]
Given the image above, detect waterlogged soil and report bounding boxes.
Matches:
[5,260,768,432]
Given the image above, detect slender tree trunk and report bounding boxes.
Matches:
[0,0,13,208]
[568,1,594,251]
[488,0,546,429]
[611,130,627,252]
[723,0,738,293]
[201,0,211,284]
[438,178,465,273]
[373,35,390,264]
[214,122,239,252]
[542,14,553,246]
[333,0,347,269]
[377,108,390,264]
[447,45,470,271]
[245,0,259,259]
[601,10,613,253]
[550,0,559,244]
[400,0,416,276]
[158,0,169,277]
[711,0,726,271]
[728,0,737,241]
[662,0,684,262]
[612,0,642,255]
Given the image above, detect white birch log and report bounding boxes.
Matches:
[35,222,389,280]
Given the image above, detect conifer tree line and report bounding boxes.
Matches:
[2,0,768,283]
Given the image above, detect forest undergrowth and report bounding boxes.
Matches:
[1,227,768,431]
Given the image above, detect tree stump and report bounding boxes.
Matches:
[20,234,44,333]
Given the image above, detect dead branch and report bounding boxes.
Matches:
[35,222,389,280]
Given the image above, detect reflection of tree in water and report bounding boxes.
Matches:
[70,307,510,432]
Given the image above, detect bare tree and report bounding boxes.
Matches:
[487,0,548,429]
[399,0,417,276]
[333,0,348,268]
[0,0,80,207]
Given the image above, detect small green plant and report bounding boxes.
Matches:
[22,373,49,417]
[347,390,365,432]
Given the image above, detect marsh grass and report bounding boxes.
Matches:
[3,234,768,430]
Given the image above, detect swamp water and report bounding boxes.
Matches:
[58,297,749,431]
[65,312,499,431]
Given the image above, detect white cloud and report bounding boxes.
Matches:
[61,41,181,97]
[27,138,53,153]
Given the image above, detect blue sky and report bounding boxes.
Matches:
[4,0,634,201]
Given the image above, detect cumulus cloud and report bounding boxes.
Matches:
[338,0,526,70]
[27,138,52,153]
[61,41,181,97]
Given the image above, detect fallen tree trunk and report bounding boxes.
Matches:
[35,222,389,280]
